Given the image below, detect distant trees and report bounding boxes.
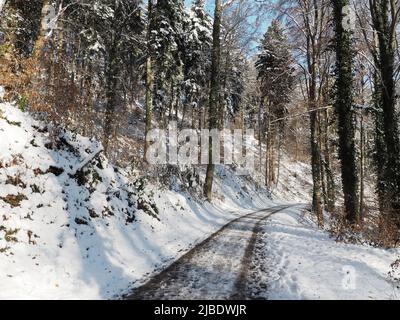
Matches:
[102,0,144,153]
[256,20,294,188]
[2,0,400,240]
[277,0,334,226]
[183,0,212,129]
[6,0,45,57]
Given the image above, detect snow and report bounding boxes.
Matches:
[129,205,294,300]
[1,102,399,300]
[261,206,400,300]
[0,103,273,299]
[0,86,5,101]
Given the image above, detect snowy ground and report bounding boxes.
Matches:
[1,102,399,300]
[260,207,400,300]
[0,103,273,299]
[127,205,293,300]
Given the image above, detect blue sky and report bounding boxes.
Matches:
[184,0,273,55]
[184,0,215,13]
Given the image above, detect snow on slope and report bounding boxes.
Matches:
[2,102,398,300]
[272,156,313,203]
[0,103,274,299]
[258,207,400,300]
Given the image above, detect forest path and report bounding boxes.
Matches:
[126,205,298,300]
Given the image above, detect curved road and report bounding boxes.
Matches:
[127,205,294,300]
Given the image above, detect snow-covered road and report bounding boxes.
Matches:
[127,204,400,300]
[127,205,295,300]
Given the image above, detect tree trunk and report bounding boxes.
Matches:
[265,110,271,187]
[103,42,119,154]
[373,71,387,214]
[308,50,323,226]
[332,0,360,224]
[359,112,365,220]
[323,108,336,214]
[310,104,324,226]
[144,0,154,162]
[204,0,222,201]
[32,0,51,59]
[370,0,400,217]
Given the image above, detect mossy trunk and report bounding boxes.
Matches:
[204,0,222,201]
[332,0,360,224]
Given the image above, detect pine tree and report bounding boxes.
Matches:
[182,0,212,128]
[256,20,294,120]
[150,0,186,125]
[256,20,294,188]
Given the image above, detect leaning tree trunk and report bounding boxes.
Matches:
[332,0,360,224]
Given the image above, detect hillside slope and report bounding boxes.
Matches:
[1,103,399,300]
[0,103,284,299]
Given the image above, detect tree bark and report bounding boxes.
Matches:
[370,0,400,218]
[204,0,222,201]
[332,0,360,224]
[144,0,155,162]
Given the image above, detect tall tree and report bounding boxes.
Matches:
[182,0,212,129]
[256,19,294,188]
[144,0,155,161]
[332,0,360,224]
[278,0,333,224]
[151,0,187,126]
[369,0,400,219]
[204,0,222,201]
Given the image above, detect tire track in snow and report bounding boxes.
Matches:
[230,206,292,300]
[126,205,294,300]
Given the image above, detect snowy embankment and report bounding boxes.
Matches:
[2,102,399,300]
[0,103,274,299]
[261,207,400,300]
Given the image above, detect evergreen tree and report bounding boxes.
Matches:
[256,20,294,187]
[150,0,187,124]
[182,0,212,128]
[256,20,294,123]
[102,0,144,153]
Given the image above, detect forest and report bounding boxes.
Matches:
[1,0,400,301]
